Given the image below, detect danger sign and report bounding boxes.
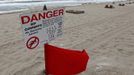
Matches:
[20,8,64,49]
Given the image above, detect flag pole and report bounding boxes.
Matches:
[43,5,48,75]
[44,44,48,75]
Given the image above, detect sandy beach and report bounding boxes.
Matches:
[1,1,134,75]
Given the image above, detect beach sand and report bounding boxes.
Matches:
[1,1,134,75]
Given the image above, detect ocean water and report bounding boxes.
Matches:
[0,0,126,13]
[77,0,126,3]
[0,0,126,2]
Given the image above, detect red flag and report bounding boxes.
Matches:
[44,44,89,75]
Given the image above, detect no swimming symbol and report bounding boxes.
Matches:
[26,36,39,49]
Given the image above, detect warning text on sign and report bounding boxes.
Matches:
[20,8,64,49]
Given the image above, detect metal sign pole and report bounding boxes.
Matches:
[43,5,48,75]
[43,5,47,10]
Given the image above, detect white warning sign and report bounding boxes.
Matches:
[19,8,64,49]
